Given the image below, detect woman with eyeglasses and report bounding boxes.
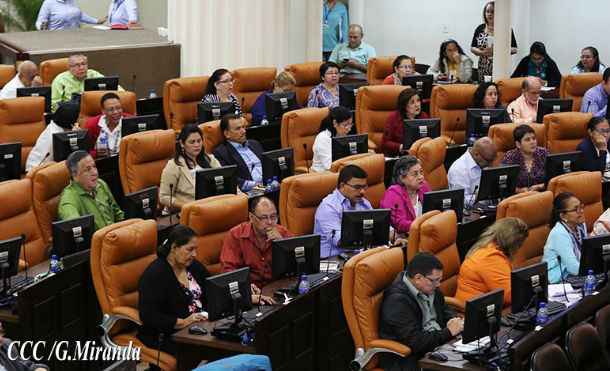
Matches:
[311,106,353,172]
[427,39,473,83]
[576,117,610,174]
[455,217,529,306]
[381,88,429,157]
[572,46,606,74]
[202,68,243,116]
[511,41,562,88]
[543,192,586,284]
[382,55,418,85]
[307,62,341,108]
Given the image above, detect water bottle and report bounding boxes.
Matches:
[536,302,549,325]
[585,269,596,296]
[353,249,360,255]
[271,176,280,191]
[149,89,158,99]
[265,179,273,193]
[49,255,62,274]
[261,115,269,126]
[298,275,311,294]
[467,134,477,147]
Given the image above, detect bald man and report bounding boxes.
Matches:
[447,137,497,208]
[0,61,42,100]
[507,76,541,123]
[329,24,377,73]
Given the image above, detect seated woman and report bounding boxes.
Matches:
[511,41,562,87]
[311,106,353,172]
[572,46,606,74]
[381,88,429,157]
[382,55,417,85]
[202,68,242,116]
[159,124,222,211]
[307,62,340,108]
[380,156,430,234]
[543,192,586,284]
[455,217,529,306]
[473,82,504,109]
[500,124,549,193]
[427,39,473,83]
[250,71,299,126]
[576,117,610,175]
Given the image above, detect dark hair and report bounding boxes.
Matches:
[53,101,80,129]
[437,39,466,75]
[396,88,420,120]
[220,113,242,132]
[157,225,197,258]
[392,55,411,70]
[100,92,120,108]
[550,192,577,227]
[248,196,276,214]
[483,1,494,26]
[318,106,352,136]
[406,252,444,278]
[529,41,549,60]
[473,82,501,108]
[513,124,535,143]
[319,62,340,79]
[337,164,367,188]
[65,150,91,177]
[575,46,603,73]
[205,68,230,95]
[604,68,610,84]
[587,116,608,131]
[174,124,212,169]
[393,155,421,186]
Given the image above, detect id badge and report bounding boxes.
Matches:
[322,23,329,30]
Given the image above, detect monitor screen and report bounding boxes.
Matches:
[264,91,299,122]
[17,86,52,112]
[477,165,520,203]
[205,267,252,322]
[579,235,610,277]
[511,261,548,314]
[121,114,162,137]
[331,134,368,162]
[84,76,119,91]
[463,289,504,344]
[544,151,581,186]
[261,147,294,183]
[194,165,238,200]
[402,119,441,149]
[423,189,464,222]
[271,234,321,280]
[136,97,166,129]
[535,98,573,123]
[51,214,95,258]
[0,142,21,182]
[402,74,434,99]
[338,82,368,111]
[197,102,236,124]
[465,108,511,138]
[341,209,391,248]
[0,236,22,279]
[124,186,158,220]
[52,130,89,162]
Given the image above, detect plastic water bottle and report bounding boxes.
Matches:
[353,249,360,255]
[467,134,477,147]
[49,255,62,274]
[585,269,596,296]
[271,176,280,191]
[265,179,273,193]
[149,89,158,99]
[536,302,549,325]
[298,275,310,294]
[261,115,269,126]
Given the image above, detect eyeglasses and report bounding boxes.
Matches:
[218,78,234,84]
[252,213,278,222]
[344,183,368,191]
[580,56,594,60]
[325,71,340,76]
[595,129,610,135]
[340,122,354,129]
[70,62,87,68]
[424,275,442,285]
[80,164,97,174]
[562,204,585,214]
[397,65,413,70]
[104,105,122,113]
[526,90,542,96]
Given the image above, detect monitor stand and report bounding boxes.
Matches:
[463,316,501,366]
[0,262,11,297]
[211,293,249,342]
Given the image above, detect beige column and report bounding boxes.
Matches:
[348,0,364,28]
[306,0,323,61]
[492,0,513,81]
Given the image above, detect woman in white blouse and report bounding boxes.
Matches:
[311,106,353,172]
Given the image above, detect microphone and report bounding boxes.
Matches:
[21,234,29,285]
[392,203,399,230]
[60,84,66,102]
[586,100,591,113]
[258,263,268,311]
[463,185,479,216]
[132,74,136,93]
[448,117,459,146]
[510,108,515,122]
[241,97,245,113]
[313,89,319,107]
[303,143,310,173]
[326,229,336,274]
[169,184,174,224]
[557,256,569,303]
[170,112,174,129]
[38,152,50,167]
[156,333,164,369]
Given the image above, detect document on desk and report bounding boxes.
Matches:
[540,86,554,92]
[452,336,490,353]
[548,283,582,305]
[320,261,339,273]
[92,25,110,30]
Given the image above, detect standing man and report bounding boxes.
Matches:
[108,0,139,26]
[328,24,377,74]
[0,61,43,99]
[507,76,541,123]
[581,68,610,118]
[85,92,133,158]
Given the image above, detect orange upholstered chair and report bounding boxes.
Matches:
[544,112,591,153]
[429,84,478,144]
[496,77,526,108]
[280,107,329,173]
[284,62,324,107]
[78,90,137,127]
[488,123,546,165]
[0,64,16,88]
[330,153,386,208]
[410,137,448,191]
[496,191,554,269]
[199,120,223,154]
[559,73,603,111]
[547,171,603,231]
[180,193,249,275]
[39,57,70,85]
[232,67,277,124]
[367,56,396,85]
[0,96,46,172]
[163,76,209,132]
[355,85,405,150]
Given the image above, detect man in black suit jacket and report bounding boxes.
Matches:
[213,113,265,191]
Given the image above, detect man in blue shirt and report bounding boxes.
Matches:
[36,0,106,30]
[581,68,610,118]
[213,114,264,192]
[108,0,139,26]
[329,24,377,74]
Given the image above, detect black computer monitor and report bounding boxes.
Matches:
[579,235,610,281]
[52,130,89,161]
[463,289,504,351]
[206,267,252,340]
[124,186,158,220]
[402,119,441,149]
[331,134,368,162]
[194,165,238,200]
[0,236,22,296]
[535,98,573,123]
[17,86,52,112]
[465,108,511,138]
[271,234,320,280]
[477,165,519,203]
[341,209,391,249]
[511,261,548,314]
[51,214,95,258]
[84,76,119,91]
[544,151,581,186]
[264,91,299,122]
[338,82,368,110]
[136,97,167,130]
[0,142,21,182]
[423,189,464,221]
[402,74,434,99]
[261,148,294,183]
[197,102,236,124]
[121,114,162,137]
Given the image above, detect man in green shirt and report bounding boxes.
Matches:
[58,150,124,231]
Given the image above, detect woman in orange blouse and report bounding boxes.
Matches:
[455,217,529,306]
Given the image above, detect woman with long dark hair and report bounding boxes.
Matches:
[572,46,606,74]
[202,68,242,116]
[311,106,353,172]
[511,41,562,87]
[427,39,473,83]
[473,82,503,109]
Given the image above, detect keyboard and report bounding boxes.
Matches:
[242,305,275,323]
[496,328,525,349]
[511,300,567,320]
[565,273,605,288]
[307,272,336,288]
[0,275,34,295]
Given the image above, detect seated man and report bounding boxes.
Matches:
[379,252,463,371]
[220,196,291,292]
[85,92,133,158]
[58,150,124,231]
[0,320,49,371]
[0,61,42,99]
[447,137,497,208]
[507,76,541,123]
[581,68,610,117]
[213,114,264,192]
[328,24,376,74]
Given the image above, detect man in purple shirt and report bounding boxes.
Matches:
[581,68,610,117]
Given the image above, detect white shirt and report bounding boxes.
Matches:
[108,0,139,25]
[414,197,422,218]
[95,116,123,156]
[447,149,481,208]
[189,164,203,184]
[25,121,65,172]
[311,129,332,172]
[0,75,25,100]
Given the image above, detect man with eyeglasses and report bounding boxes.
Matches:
[507,76,541,123]
[328,24,376,73]
[85,92,133,158]
[221,196,290,295]
[379,252,463,371]
[581,68,610,118]
[0,320,49,370]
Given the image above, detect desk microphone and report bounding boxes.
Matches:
[557,256,569,302]
[326,230,336,274]
[156,333,164,369]
[463,185,478,216]
[60,84,66,102]
[586,100,591,113]
[448,117,459,146]
[241,97,245,113]
[169,184,174,224]
[392,204,399,230]
[510,108,515,122]
[38,152,50,167]
[314,89,319,107]
[303,143,310,173]
[21,234,29,286]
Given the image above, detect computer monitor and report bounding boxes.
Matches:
[535,98,573,123]
[423,189,464,221]
[121,114,162,137]
[264,91,299,122]
[402,74,434,99]
[261,147,294,183]
[477,165,519,204]
[51,214,95,259]
[465,108,511,138]
[402,119,441,149]
[462,289,504,354]
[338,82,368,110]
[341,209,391,249]
[579,235,610,282]
[0,142,21,182]
[17,86,52,112]
[544,151,581,186]
[124,186,158,220]
[206,267,252,341]
[52,130,89,161]
[271,234,321,280]
[197,102,236,124]
[331,134,368,162]
[194,165,238,200]
[84,76,119,91]
[511,261,548,314]
[136,97,166,129]
[0,236,22,296]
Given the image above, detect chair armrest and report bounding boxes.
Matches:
[368,339,411,356]
[111,306,142,324]
[98,307,142,349]
[367,139,378,150]
[351,340,411,370]
[445,296,466,312]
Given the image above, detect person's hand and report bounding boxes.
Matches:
[393,238,408,247]
[398,144,404,153]
[71,122,80,131]
[252,293,276,305]
[184,312,207,327]
[593,131,608,151]
[250,283,261,295]
[452,51,461,64]
[437,74,448,81]
[529,183,545,192]
[537,77,548,87]
[515,186,528,194]
[97,16,108,25]
[265,227,282,241]
[447,317,464,336]
[368,149,375,154]
[484,46,494,57]
[339,59,348,69]
[31,75,43,87]
[96,147,110,158]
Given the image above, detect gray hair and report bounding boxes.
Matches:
[65,150,90,177]
[348,24,363,35]
[67,53,86,67]
[393,155,421,186]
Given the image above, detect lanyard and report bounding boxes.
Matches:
[323,3,332,23]
[109,0,124,23]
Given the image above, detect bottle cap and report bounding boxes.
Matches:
[273,176,278,180]
[151,89,156,93]
[52,254,57,259]
[354,249,360,254]
[589,269,594,275]
[267,179,272,183]
[539,302,546,307]
[301,275,307,280]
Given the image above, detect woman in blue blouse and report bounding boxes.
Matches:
[322,0,349,61]
[543,192,587,284]
[36,0,106,30]
[572,46,606,74]
[307,62,340,109]
[202,68,242,116]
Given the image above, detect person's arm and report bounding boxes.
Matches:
[479,254,513,305]
[510,29,518,55]
[448,166,475,206]
[381,113,401,156]
[550,230,580,276]
[138,269,179,332]
[427,59,442,81]
[507,101,528,124]
[126,0,139,23]
[219,230,243,273]
[315,200,342,250]
[35,2,50,30]
[511,58,528,78]
[57,192,82,221]
[340,7,348,43]
[381,187,412,233]
[25,130,50,172]
[80,10,102,25]
[306,87,318,108]
[250,93,266,126]
[51,75,65,111]
[314,133,332,171]
[470,26,489,57]
[85,119,99,158]
[459,57,473,82]
[546,60,562,88]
